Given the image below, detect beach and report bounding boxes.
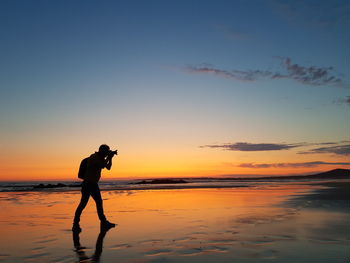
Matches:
[1,181,350,263]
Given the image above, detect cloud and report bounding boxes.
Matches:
[185,64,272,82]
[346,96,350,105]
[185,57,348,88]
[299,144,350,156]
[334,96,350,106]
[237,161,350,168]
[316,142,339,145]
[275,57,345,87]
[200,142,303,151]
[201,140,350,155]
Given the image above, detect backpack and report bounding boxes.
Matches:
[78,157,89,180]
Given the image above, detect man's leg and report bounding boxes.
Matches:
[91,185,116,229]
[73,183,91,226]
[90,183,107,222]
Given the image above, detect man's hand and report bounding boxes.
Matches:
[105,154,113,170]
[107,151,117,161]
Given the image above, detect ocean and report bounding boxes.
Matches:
[0,177,329,192]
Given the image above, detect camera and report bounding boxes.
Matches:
[109,150,118,155]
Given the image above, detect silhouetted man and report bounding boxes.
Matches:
[73,144,117,232]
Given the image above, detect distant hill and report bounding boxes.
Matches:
[238,168,350,181]
[133,179,188,185]
[306,169,350,179]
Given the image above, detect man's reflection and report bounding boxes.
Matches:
[73,225,114,262]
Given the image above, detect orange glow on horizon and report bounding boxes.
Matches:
[1,144,349,181]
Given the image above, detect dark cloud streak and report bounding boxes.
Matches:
[185,57,348,88]
[238,161,350,168]
[186,65,272,82]
[200,142,303,151]
[277,57,344,86]
[338,96,350,106]
[201,140,350,155]
[299,144,350,156]
[347,96,350,105]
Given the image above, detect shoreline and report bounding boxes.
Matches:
[1,181,350,262]
[1,176,350,193]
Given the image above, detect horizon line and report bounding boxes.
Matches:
[0,168,346,182]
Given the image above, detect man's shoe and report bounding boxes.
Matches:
[101,220,116,230]
[72,223,82,233]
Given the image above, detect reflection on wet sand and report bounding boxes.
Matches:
[73,226,114,263]
[0,182,350,262]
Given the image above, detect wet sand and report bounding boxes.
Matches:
[0,181,350,263]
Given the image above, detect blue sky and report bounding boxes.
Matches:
[1,0,350,179]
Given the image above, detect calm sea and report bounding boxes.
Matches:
[0,177,320,192]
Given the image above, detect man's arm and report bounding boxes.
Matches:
[105,154,114,170]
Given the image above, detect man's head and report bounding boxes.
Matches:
[98,144,110,157]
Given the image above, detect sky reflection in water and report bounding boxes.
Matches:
[0,185,349,262]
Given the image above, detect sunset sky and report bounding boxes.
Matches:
[1,0,350,180]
